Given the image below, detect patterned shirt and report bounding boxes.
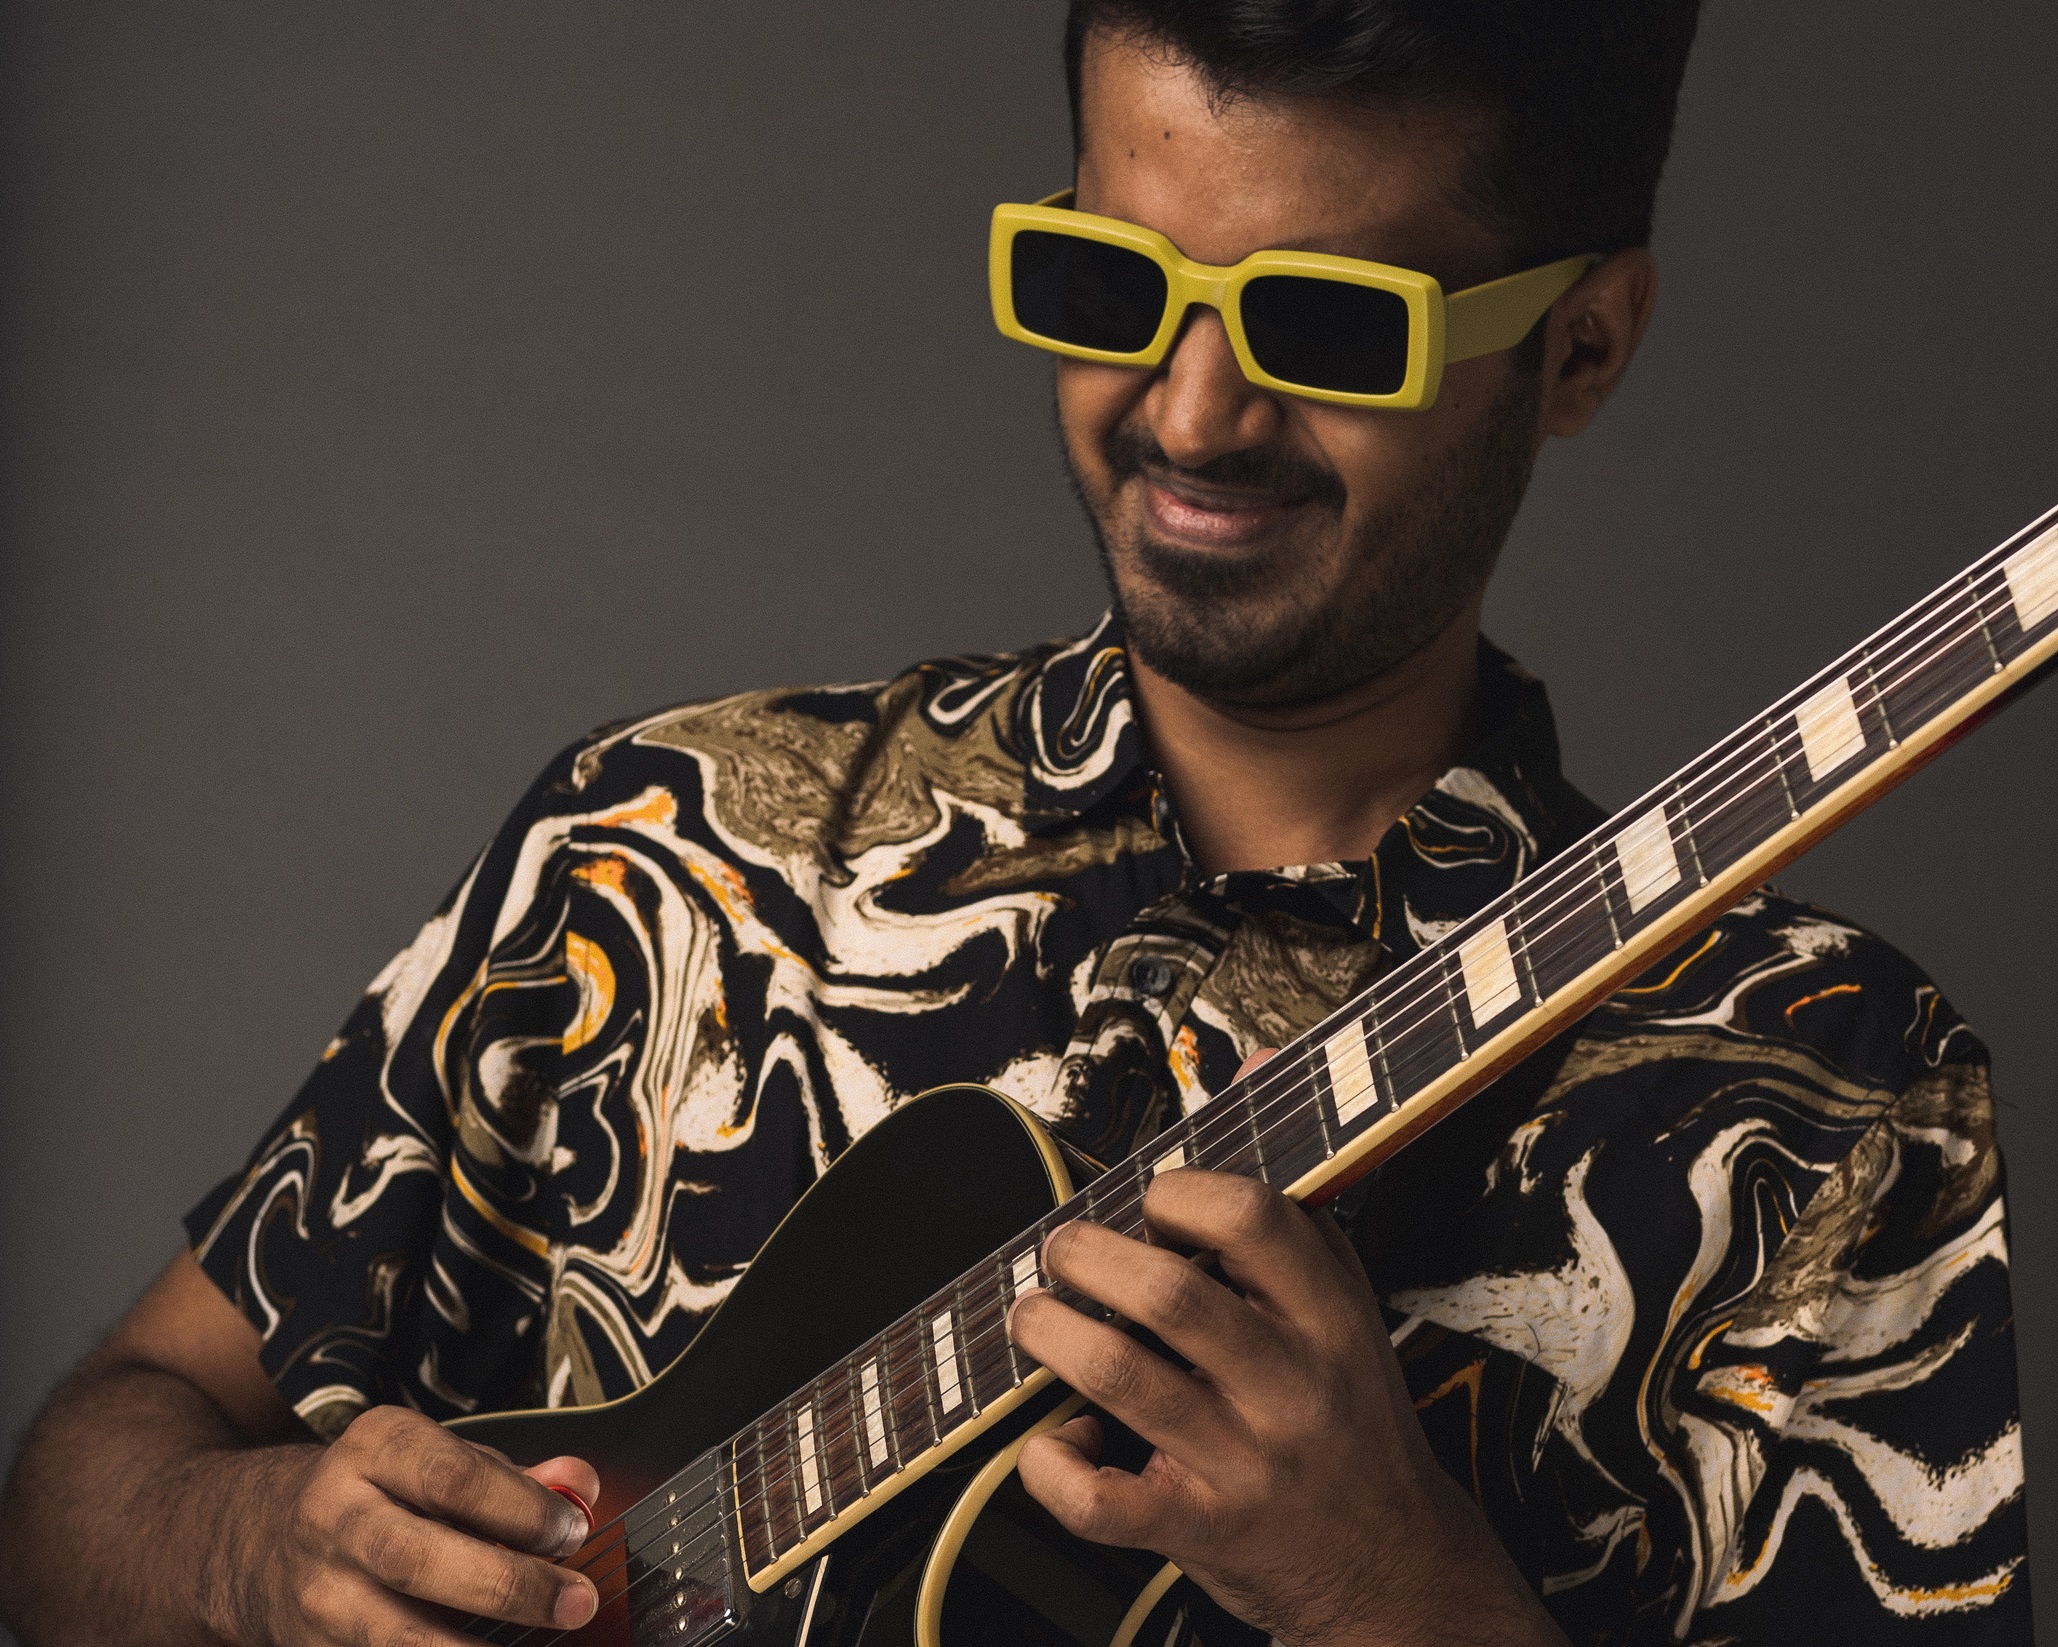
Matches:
[187,616,2028,1643]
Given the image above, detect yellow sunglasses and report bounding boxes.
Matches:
[990,190,1596,410]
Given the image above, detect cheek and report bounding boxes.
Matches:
[1055,360,1151,477]
[1305,364,1507,513]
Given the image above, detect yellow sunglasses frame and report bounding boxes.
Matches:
[989,190,1597,410]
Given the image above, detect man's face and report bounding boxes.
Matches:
[1061,35,1545,708]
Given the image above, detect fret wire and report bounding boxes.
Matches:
[916,1309,944,1441]
[1763,716,1800,819]
[1310,1056,1337,1158]
[1670,780,1707,886]
[1242,1084,1270,1182]
[889,1313,928,1454]
[1860,646,1900,747]
[1528,885,1609,1002]
[782,1403,807,1538]
[952,1279,977,1417]
[1589,838,1624,948]
[1888,622,1983,733]
[806,1391,831,1515]
[845,1358,870,1495]
[815,1387,840,1517]
[1441,949,1469,1059]
[1969,571,2004,672]
[877,1331,906,1469]
[1369,994,1396,1103]
[973,1284,1017,1396]
[750,1415,777,1559]
[1507,892,1541,1007]
[998,1254,1025,1385]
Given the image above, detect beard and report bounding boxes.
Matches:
[1067,368,1543,708]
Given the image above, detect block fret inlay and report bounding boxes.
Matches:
[1614,804,1680,913]
[795,1404,823,1515]
[2004,524,2058,630]
[930,1312,965,1415]
[859,1358,888,1467]
[1794,677,1866,781]
[1322,1021,1379,1125]
[1457,917,1522,1026]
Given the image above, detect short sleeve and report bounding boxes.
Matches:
[185,745,586,1439]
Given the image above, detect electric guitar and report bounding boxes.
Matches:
[450,503,2058,1647]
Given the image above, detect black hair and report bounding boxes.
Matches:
[1063,0,1703,264]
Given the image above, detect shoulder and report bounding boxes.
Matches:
[438,627,1126,936]
[516,632,1098,825]
[1571,887,1983,1116]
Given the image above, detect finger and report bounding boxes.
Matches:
[1010,1287,1237,1460]
[1017,1419,1190,1554]
[1231,1046,1280,1080]
[301,1572,498,1647]
[350,1411,590,1559]
[1047,1411,1106,1464]
[522,1454,602,1540]
[1038,1218,1286,1389]
[1140,1169,1374,1331]
[346,1497,598,1629]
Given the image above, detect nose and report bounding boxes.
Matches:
[1145,304,1285,471]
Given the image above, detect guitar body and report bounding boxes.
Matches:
[451,1085,1180,1646]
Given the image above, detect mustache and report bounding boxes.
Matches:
[1102,422,1348,512]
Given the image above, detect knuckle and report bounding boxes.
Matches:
[1079,1341,1142,1406]
[485,1554,534,1621]
[1068,1475,1135,1543]
[415,1438,484,1513]
[294,1570,344,1631]
[346,1404,406,1450]
[1218,1177,1284,1243]
[1222,1178,1284,1244]
[361,1517,428,1588]
[287,1490,330,1548]
[1140,1260,1206,1330]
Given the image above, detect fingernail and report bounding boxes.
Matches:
[555,1582,597,1628]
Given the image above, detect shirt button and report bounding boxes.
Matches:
[1129,954,1174,997]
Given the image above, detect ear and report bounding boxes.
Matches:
[1538,248,1658,439]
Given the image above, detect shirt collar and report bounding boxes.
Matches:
[1013,614,1604,953]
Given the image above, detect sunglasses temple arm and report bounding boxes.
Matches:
[1443,254,1598,363]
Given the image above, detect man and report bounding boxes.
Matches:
[0,2,2028,1644]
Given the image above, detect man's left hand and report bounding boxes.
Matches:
[1007,1152,1568,1647]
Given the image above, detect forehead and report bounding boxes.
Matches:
[1074,32,1503,283]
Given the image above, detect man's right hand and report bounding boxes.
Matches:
[231,1406,600,1645]
[0,1251,599,1647]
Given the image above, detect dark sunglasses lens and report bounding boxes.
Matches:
[1241,275,1411,395]
[1010,230,1168,354]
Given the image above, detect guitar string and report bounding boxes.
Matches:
[703,557,2029,1548]
[466,547,2043,1640]
[670,555,2026,1562]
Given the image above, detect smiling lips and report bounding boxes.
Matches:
[1141,475,1307,549]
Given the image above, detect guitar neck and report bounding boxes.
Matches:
[695,504,2058,1594]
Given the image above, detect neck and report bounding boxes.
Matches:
[1129,604,1484,874]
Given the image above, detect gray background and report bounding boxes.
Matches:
[2,0,2054,1634]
